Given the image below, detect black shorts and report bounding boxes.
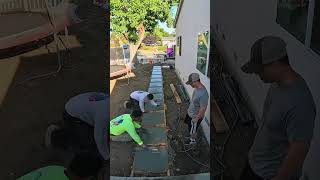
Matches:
[52,111,96,150]
[129,97,142,111]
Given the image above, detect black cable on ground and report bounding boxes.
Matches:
[167,103,210,169]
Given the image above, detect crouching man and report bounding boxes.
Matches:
[45,92,109,161]
[124,90,159,113]
[110,110,146,148]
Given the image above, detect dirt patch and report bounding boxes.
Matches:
[162,67,210,176]
[0,1,107,179]
[110,64,153,176]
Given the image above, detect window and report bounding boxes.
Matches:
[311,1,320,53]
[276,0,310,43]
[196,31,210,75]
[277,0,320,55]
[207,34,214,79]
[176,36,181,56]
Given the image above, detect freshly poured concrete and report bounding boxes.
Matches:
[152,72,162,75]
[133,147,168,174]
[132,65,168,175]
[148,87,163,94]
[150,78,163,83]
[140,127,167,145]
[151,74,162,79]
[149,82,163,88]
[142,111,165,126]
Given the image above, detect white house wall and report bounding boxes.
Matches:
[175,0,210,143]
[213,0,320,179]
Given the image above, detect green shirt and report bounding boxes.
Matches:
[17,166,69,180]
[110,114,143,145]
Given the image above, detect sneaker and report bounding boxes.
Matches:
[124,101,128,108]
[124,101,132,109]
[184,139,196,146]
[45,125,60,148]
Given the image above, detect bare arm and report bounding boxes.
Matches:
[139,99,145,112]
[149,100,158,106]
[272,142,310,180]
[195,105,207,121]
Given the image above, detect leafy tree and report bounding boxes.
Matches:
[153,26,170,38]
[110,0,177,44]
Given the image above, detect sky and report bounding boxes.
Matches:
[158,5,178,34]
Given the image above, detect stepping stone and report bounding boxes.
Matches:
[142,111,165,126]
[133,147,168,174]
[152,72,162,75]
[150,78,163,83]
[145,100,164,111]
[149,82,163,88]
[140,127,167,145]
[152,93,164,102]
[151,74,162,79]
[148,87,163,94]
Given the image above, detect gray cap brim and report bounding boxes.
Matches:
[186,81,191,85]
[241,61,263,74]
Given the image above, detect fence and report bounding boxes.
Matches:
[0,0,64,13]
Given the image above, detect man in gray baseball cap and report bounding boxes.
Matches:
[240,36,316,180]
[184,73,209,145]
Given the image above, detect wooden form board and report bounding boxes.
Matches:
[169,84,181,104]
[212,98,229,133]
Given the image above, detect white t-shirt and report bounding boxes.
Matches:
[130,91,158,112]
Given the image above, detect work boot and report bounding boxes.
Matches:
[45,125,61,148]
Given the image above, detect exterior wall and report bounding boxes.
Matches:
[175,0,210,143]
[213,0,320,179]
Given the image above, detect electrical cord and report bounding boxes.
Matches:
[167,104,210,169]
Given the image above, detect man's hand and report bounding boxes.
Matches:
[140,144,147,148]
[192,117,199,123]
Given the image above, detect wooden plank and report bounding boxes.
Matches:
[212,98,229,133]
[169,84,182,104]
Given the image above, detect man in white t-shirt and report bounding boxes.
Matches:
[124,90,159,113]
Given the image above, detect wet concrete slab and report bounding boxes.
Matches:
[152,72,162,76]
[152,93,164,102]
[152,71,161,74]
[151,74,162,79]
[140,127,167,145]
[142,111,165,126]
[145,101,164,111]
[148,87,163,94]
[150,77,162,81]
[149,82,163,88]
[133,147,168,174]
[152,69,161,71]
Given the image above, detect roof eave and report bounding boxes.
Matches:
[174,0,184,28]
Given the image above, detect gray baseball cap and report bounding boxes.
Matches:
[241,36,288,73]
[186,73,200,85]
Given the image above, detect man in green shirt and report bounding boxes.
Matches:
[110,110,146,148]
[17,151,102,180]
